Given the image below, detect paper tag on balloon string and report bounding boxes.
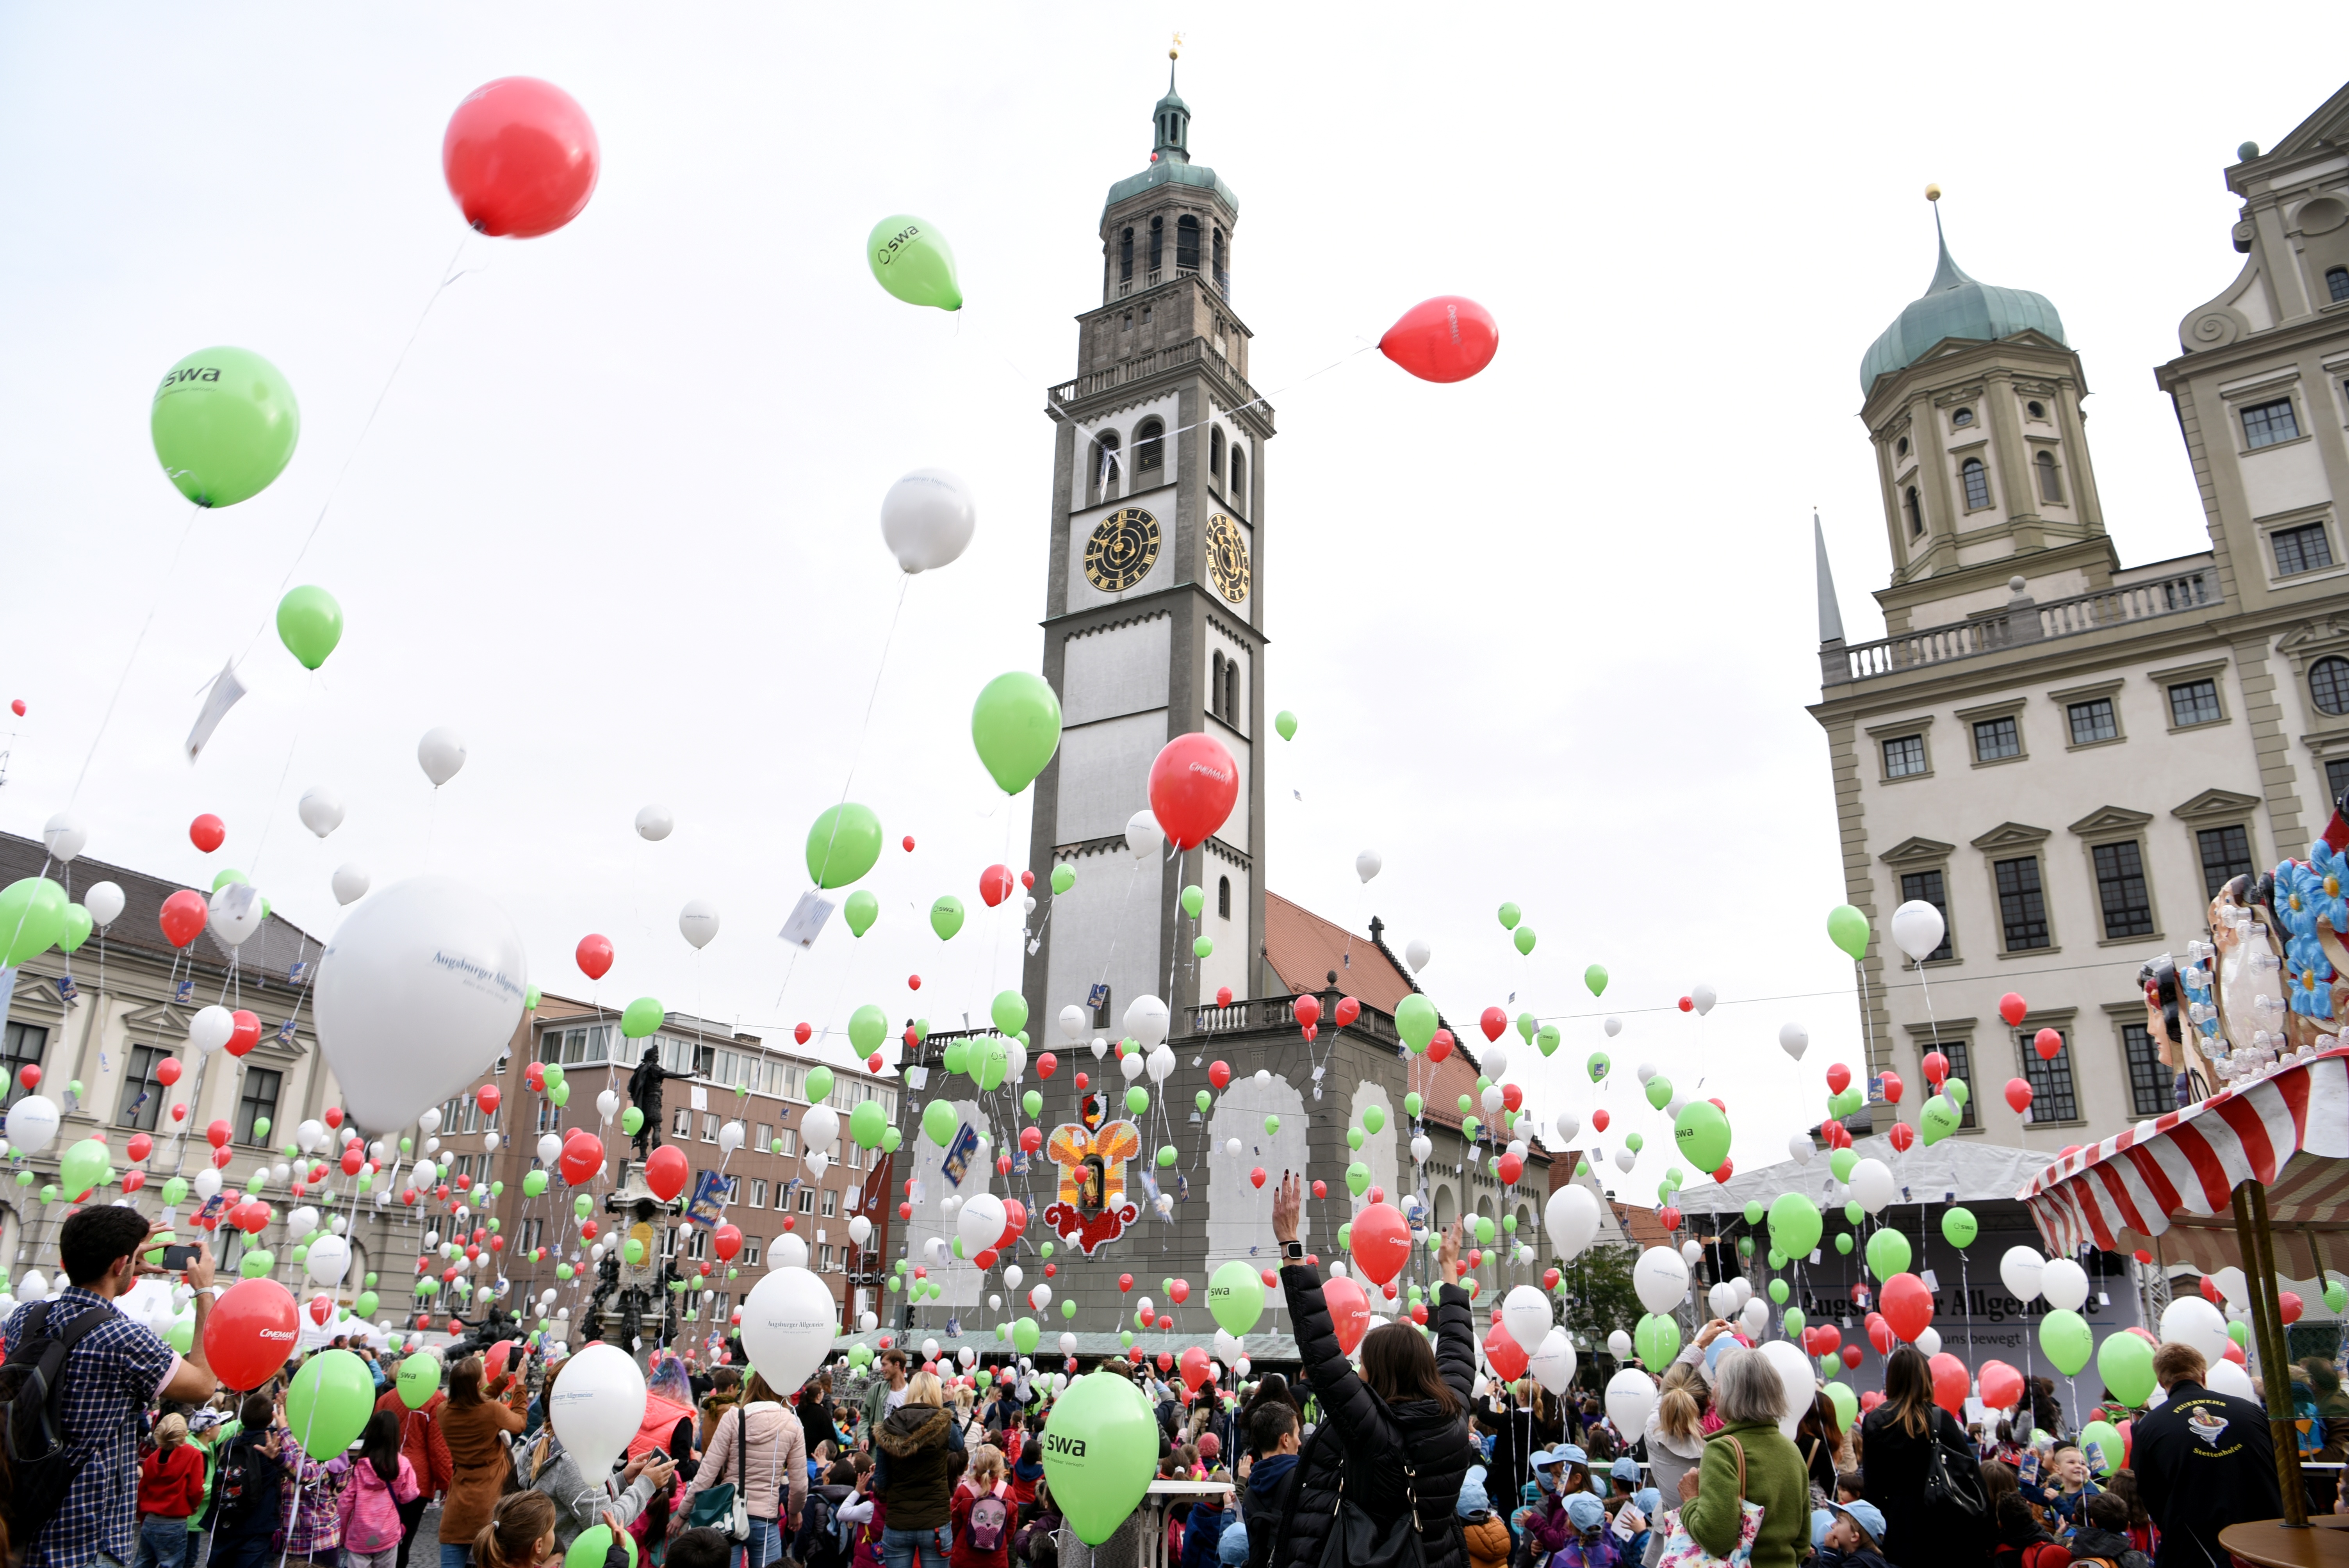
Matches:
[1921,1270,1940,1291]
[907,1067,929,1089]
[777,891,835,949]
[185,659,247,763]
[220,882,260,923]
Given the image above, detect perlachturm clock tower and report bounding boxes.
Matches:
[1022,59,1273,1040]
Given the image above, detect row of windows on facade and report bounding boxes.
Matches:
[1870,1015,2173,1132]
[1090,422,1246,502]
[1117,215,1226,285]
[538,1027,896,1119]
[1880,678,2225,783]
[1894,400,2053,462]
[1901,452,2062,538]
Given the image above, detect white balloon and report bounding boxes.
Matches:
[847,1215,872,1245]
[776,1234,810,1270]
[1124,996,1170,1051]
[1481,1085,1504,1115]
[1890,899,1947,963]
[718,1122,744,1156]
[635,804,674,842]
[1355,850,1382,883]
[1410,1135,1432,1163]
[1615,1148,1636,1173]
[1633,1246,1691,1315]
[16,1271,48,1303]
[800,1105,840,1154]
[596,1089,619,1121]
[298,788,344,839]
[1604,1017,1622,1038]
[1526,1327,1576,1394]
[190,1005,235,1055]
[2000,1246,2044,1303]
[1707,1281,1741,1320]
[859,1312,878,1333]
[1779,1023,1809,1060]
[1755,1342,1816,1438]
[305,1234,351,1286]
[1681,1240,1704,1266]
[208,883,266,948]
[548,1343,647,1482]
[412,1160,438,1189]
[1787,1132,1814,1165]
[312,875,528,1134]
[678,899,720,950]
[1914,1327,1942,1358]
[418,1109,442,1136]
[1405,939,1432,971]
[193,1168,221,1199]
[957,1193,1007,1255]
[2039,1258,2091,1313]
[1607,1329,1633,1360]
[535,1133,561,1166]
[84,881,125,929]
[2212,1267,2249,1310]
[1848,1157,1896,1215]
[416,727,467,787]
[1546,1185,1602,1260]
[1029,1282,1052,1311]
[41,812,87,864]
[1145,1044,1175,1084]
[295,1119,325,1153]
[803,1150,830,1182]
[1502,1285,1551,1351]
[1485,1046,1510,1081]
[1739,1297,1770,1339]
[1635,1062,1657,1085]
[1007,1042,1027,1082]
[272,1163,291,1183]
[1555,1111,1582,1146]
[879,468,978,574]
[1125,809,1163,862]
[1691,984,1716,1016]
[1605,1366,1655,1432]
[2205,1357,2256,1400]
[4,1096,60,1156]
[331,863,371,905]
[287,1206,320,1241]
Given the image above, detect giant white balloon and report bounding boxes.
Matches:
[2000,1247,2044,1303]
[1355,850,1382,884]
[1605,1367,1655,1433]
[84,881,125,928]
[1633,1246,1691,1315]
[41,812,87,864]
[1528,1328,1577,1395]
[298,788,344,839]
[5,1097,60,1156]
[2158,1296,2231,1365]
[1501,1285,1552,1352]
[313,875,528,1133]
[678,899,720,950]
[1547,1185,1602,1260]
[1755,1341,1817,1438]
[879,468,977,574]
[957,1193,1007,1255]
[547,1343,646,1484]
[1848,1158,1896,1215]
[1890,900,1948,963]
[1124,996,1170,1051]
[305,1234,351,1286]
[2038,1258,2091,1313]
[635,804,674,842]
[331,863,371,905]
[417,728,466,787]
[740,1265,839,1393]
[1125,809,1163,862]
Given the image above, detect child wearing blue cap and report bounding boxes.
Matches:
[1458,1467,1511,1568]
[1813,1500,1891,1568]
[1550,1494,1620,1568]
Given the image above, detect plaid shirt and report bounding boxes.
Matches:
[5,1285,178,1568]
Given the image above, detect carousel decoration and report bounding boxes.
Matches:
[1041,1092,1141,1256]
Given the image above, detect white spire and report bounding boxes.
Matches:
[1814,513,1846,644]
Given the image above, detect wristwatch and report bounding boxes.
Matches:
[1283,1241,1306,1261]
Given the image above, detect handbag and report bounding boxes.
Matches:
[1315,1450,1429,1568]
[1920,1413,1987,1522]
[1652,1436,1764,1568]
[684,1405,754,1542]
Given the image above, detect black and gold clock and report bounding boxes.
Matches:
[1083,507,1161,593]
[1203,513,1251,604]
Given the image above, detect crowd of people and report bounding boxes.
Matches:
[3,1197,2344,1568]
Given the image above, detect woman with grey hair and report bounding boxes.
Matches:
[1674,1347,1811,1568]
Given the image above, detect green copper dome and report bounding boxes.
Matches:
[1860,211,2064,394]
[1103,65,1238,222]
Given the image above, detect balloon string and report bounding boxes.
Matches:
[244,669,316,884]
[67,505,200,807]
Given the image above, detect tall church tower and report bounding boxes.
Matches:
[1022,56,1272,1038]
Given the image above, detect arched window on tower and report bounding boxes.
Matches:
[1134,419,1164,475]
[1119,228,1134,282]
[1212,228,1228,297]
[1905,486,1923,538]
[2036,450,2063,503]
[1217,876,1231,919]
[1210,426,1225,480]
[1962,458,1992,510]
[1090,431,1122,504]
[1176,216,1201,271]
[1149,216,1164,273]
[1224,655,1239,722]
[2330,266,2349,304]
[1229,446,1246,511]
[1210,651,1226,720]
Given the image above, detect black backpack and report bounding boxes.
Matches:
[800,1486,850,1568]
[0,1299,110,1548]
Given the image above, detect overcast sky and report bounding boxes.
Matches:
[2,5,2335,1205]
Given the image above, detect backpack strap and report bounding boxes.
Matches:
[1722,1435,1747,1501]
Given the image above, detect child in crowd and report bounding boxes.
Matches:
[1182,1485,1237,1568]
[1014,1477,1062,1568]
[1984,1461,2062,1568]
[952,1443,1015,1568]
[2066,1492,2151,1568]
[1811,1500,1891,1568]
[2102,1471,2157,1558]
[2021,1443,2102,1540]
[1511,1482,1546,1568]
[1549,1494,1618,1568]
[1835,1472,1863,1505]
[1458,1468,1512,1568]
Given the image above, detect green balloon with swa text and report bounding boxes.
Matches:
[151,346,300,507]
[868,214,963,311]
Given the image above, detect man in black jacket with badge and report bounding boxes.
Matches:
[2131,1340,2284,1565]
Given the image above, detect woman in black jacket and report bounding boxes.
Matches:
[1258,1172,1479,1568]
[1860,1345,1988,1568]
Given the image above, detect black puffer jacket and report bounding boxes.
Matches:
[1270,1267,1478,1568]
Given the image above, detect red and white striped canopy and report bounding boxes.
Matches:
[2017,1044,2349,1276]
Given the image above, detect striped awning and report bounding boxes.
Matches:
[2017,1045,2349,1276]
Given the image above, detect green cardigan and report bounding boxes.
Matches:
[1681,1420,1811,1568]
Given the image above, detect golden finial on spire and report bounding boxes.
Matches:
[1925,182,1942,202]
[1170,31,1183,60]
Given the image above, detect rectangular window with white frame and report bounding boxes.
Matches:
[2066,699,2118,746]
[797,1185,815,1214]
[2167,679,2222,727]
[1973,716,2022,762]
[2272,522,2333,577]
[821,1188,838,1218]
[748,1179,767,1209]
[2242,397,2301,450]
[1882,735,1928,779]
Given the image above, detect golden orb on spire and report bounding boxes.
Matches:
[1925,182,1942,202]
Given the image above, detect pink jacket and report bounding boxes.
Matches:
[337,1454,421,1554]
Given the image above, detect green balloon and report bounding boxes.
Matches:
[521,1171,547,1198]
[1125,1087,1149,1115]
[1624,1133,1645,1154]
[946,1040,974,1078]
[1346,1128,1364,1151]
[923,1101,959,1146]
[1363,1106,1386,1134]
[1049,862,1076,895]
[1193,935,1213,957]
[0,878,68,965]
[1497,903,1521,930]
[849,1005,888,1055]
[2326,1281,2347,1315]
[1826,904,1870,962]
[1181,884,1205,918]
[58,903,93,955]
[621,1106,645,1136]
[1195,1090,1212,1114]
[1535,1024,1560,1058]
[1835,1234,1853,1255]
[1768,1194,1822,1258]
[151,346,301,507]
[239,1251,272,1278]
[1945,1076,1970,1108]
[161,1177,189,1207]
[1940,1206,1978,1248]
[621,998,663,1039]
[1345,1162,1372,1196]
[275,585,344,670]
[1474,1215,1495,1245]
[2078,1419,2123,1476]
[1027,1089,1047,1119]
[806,1066,836,1104]
[1645,1076,1674,1112]
[394,1352,443,1410]
[970,672,1062,795]
[526,987,542,1009]
[1919,1096,1961,1146]
[1013,1317,1041,1355]
[1845,1201,1864,1225]
[252,1116,271,1141]
[1208,1258,1265,1335]
[973,1038,1012,1092]
[1404,1092,1424,1117]
[543,1063,565,1090]
[574,1192,594,1217]
[1737,1236,1753,1256]
[845,890,880,938]
[992,990,1029,1037]
[1768,1277,1789,1304]
[1783,1308,1807,1335]
[2097,1331,2156,1408]
[1828,1148,1859,1183]
[1866,1228,1912,1283]
[57,1139,108,1199]
[1513,927,1537,957]
[1636,1313,1681,1367]
[882,1126,902,1153]
[2039,1308,2093,1376]
[1043,1372,1157,1545]
[1744,1201,1765,1225]
[807,804,884,889]
[868,214,964,311]
[928,896,965,941]
[287,1349,374,1458]
[1265,710,1294,743]
[1828,1086,1865,1119]
[1394,994,1439,1053]
[850,1102,887,1149]
[1586,1053,1611,1084]
[1825,1379,1858,1429]
[1584,965,1609,997]
[623,1238,645,1266]
[1264,1114,1279,1135]
[1061,1299,1076,1318]
[567,1524,639,1568]
[1157,1145,1176,1167]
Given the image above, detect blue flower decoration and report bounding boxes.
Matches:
[2278,861,2326,941]
[2310,841,2349,930]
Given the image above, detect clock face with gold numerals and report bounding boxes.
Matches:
[1203,513,1251,604]
[1083,507,1161,593]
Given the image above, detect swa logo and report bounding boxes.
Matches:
[1045,1432,1087,1458]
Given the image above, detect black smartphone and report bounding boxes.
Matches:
[160,1244,200,1271]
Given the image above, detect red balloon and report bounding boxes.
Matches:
[1483,1322,1529,1379]
[476,1084,501,1117]
[323,1107,342,1129]
[1998,993,2029,1027]
[975,1249,1000,1272]
[1020,870,1035,890]
[1074,1072,1088,1091]
[341,1146,364,1176]
[1678,996,1693,1013]
[1301,1023,1318,1042]
[561,1130,602,1185]
[1216,986,1233,1007]
[1032,1052,1057,1083]
[576,933,615,981]
[1312,1180,1327,1199]
[1260,1269,1278,1288]
[1879,1071,1904,1106]
[1249,1167,1266,1189]
[903,836,916,852]
[14,1065,36,1090]
[206,1119,233,1150]
[1378,296,1500,383]
[1429,1029,1454,1063]
[2005,1078,2034,1114]
[2034,1028,2064,1061]
[999,1199,1027,1247]
[1658,1205,1682,1231]
[1481,1007,1507,1042]
[525,1062,546,1092]
[908,975,921,991]
[122,1170,145,1194]
[1180,1345,1214,1391]
[1020,1126,1044,1154]
[1367,1186,1385,1206]
[225,1010,262,1058]
[442,78,601,239]
[1880,1273,1935,1343]
[1350,1203,1412,1286]
[1922,1051,1950,1085]
[1147,733,1239,850]
[1825,1063,1852,1095]
[1324,1276,1373,1356]
[1977,1359,2024,1411]
[1543,1268,1561,1290]
[7,700,20,717]
[1713,1159,1734,1184]
[1293,995,1321,1030]
[1887,1123,1916,1154]
[205,1278,299,1390]
[1497,1153,1525,1185]
[1841,1345,1864,1370]
[1928,1352,1970,1416]
[126,1133,152,1162]
[2280,1291,2304,1325]
[1208,1061,1230,1090]
[159,890,207,948]
[1334,997,1360,1028]
[190,814,226,853]
[307,1294,333,1327]
[795,1022,812,1045]
[1811,1325,1841,1356]
[1590,1108,1611,1133]
[155,1057,183,1087]
[1168,1278,1191,1304]
[978,865,1015,908]
[713,1224,743,1262]
[1118,1274,1134,1293]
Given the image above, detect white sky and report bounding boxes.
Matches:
[2,5,2336,1207]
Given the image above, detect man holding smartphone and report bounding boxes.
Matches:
[4,1206,219,1568]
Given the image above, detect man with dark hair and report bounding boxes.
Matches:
[1240,1402,1301,1568]
[4,1205,219,1567]
[862,1347,909,1431]
[2130,1341,2282,1567]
